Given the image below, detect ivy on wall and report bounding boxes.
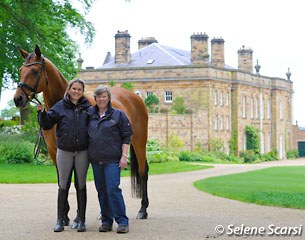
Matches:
[245,125,260,154]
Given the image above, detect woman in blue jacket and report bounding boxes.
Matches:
[88,85,132,234]
[37,78,91,232]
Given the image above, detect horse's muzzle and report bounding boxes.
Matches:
[14,94,26,108]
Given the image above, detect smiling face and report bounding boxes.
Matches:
[95,91,110,111]
[67,82,84,104]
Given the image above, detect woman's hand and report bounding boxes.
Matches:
[120,155,128,169]
[36,105,44,112]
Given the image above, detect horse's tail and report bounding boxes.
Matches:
[130,144,143,198]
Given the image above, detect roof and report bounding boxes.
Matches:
[98,42,235,69]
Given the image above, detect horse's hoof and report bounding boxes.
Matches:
[136,212,148,219]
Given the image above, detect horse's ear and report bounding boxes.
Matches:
[17,46,29,59]
[35,45,42,58]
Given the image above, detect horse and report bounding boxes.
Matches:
[13,45,149,220]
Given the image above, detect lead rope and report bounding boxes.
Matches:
[33,109,48,163]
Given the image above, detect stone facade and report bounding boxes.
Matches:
[292,124,305,155]
[77,31,293,159]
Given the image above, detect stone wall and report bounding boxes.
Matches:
[148,110,210,150]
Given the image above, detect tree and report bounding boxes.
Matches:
[121,82,134,91]
[0,99,19,119]
[171,96,185,114]
[0,0,95,97]
[145,94,159,113]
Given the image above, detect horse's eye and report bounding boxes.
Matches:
[32,69,38,76]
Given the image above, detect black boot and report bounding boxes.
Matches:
[54,188,69,232]
[63,199,70,226]
[76,187,87,232]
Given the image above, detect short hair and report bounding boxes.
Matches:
[67,78,85,91]
[94,85,111,99]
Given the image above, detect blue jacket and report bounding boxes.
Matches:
[39,95,91,152]
[87,103,133,164]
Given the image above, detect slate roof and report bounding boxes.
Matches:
[98,42,235,69]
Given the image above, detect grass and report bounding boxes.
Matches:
[0,161,212,184]
[194,166,305,209]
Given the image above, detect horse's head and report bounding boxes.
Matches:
[14,45,48,108]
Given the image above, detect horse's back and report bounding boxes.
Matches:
[111,87,148,127]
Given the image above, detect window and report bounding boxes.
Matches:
[279,99,283,120]
[135,90,142,97]
[164,91,173,103]
[242,96,246,118]
[225,92,229,106]
[267,132,271,152]
[267,99,271,119]
[226,115,229,130]
[261,98,264,120]
[147,59,154,64]
[220,92,223,106]
[250,97,254,119]
[214,90,217,106]
[214,115,218,130]
[146,91,153,97]
[255,98,259,119]
[219,115,223,130]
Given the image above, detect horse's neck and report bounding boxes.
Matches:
[43,64,68,109]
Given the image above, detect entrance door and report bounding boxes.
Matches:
[298,142,305,157]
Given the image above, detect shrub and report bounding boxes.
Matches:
[168,134,185,152]
[171,96,185,114]
[260,152,275,161]
[0,135,34,164]
[147,150,179,163]
[179,151,222,163]
[269,148,278,160]
[209,138,224,152]
[121,82,134,90]
[146,138,179,163]
[245,125,260,154]
[239,150,259,163]
[286,149,299,159]
[0,119,19,128]
[145,94,160,113]
[225,154,243,163]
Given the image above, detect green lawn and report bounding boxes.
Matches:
[195,166,305,209]
[0,161,212,183]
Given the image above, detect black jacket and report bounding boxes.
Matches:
[39,95,91,152]
[87,103,133,164]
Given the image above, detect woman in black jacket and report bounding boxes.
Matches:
[37,78,91,232]
[88,85,132,234]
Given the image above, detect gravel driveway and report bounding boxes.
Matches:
[1,159,305,240]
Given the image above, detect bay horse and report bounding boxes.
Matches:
[13,45,149,220]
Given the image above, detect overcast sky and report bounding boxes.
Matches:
[2,0,304,125]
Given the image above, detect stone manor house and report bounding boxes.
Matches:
[77,30,293,159]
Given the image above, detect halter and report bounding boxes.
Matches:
[18,57,49,162]
[17,57,48,105]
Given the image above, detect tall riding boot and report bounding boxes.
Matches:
[76,186,87,232]
[63,199,70,226]
[71,210,80,229]
[54,188,69,232]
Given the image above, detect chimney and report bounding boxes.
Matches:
[211,37,225,68]
[115,30,131,64]
[138,37,158,49]
[190,32,209,64]
[237,46,253,72]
